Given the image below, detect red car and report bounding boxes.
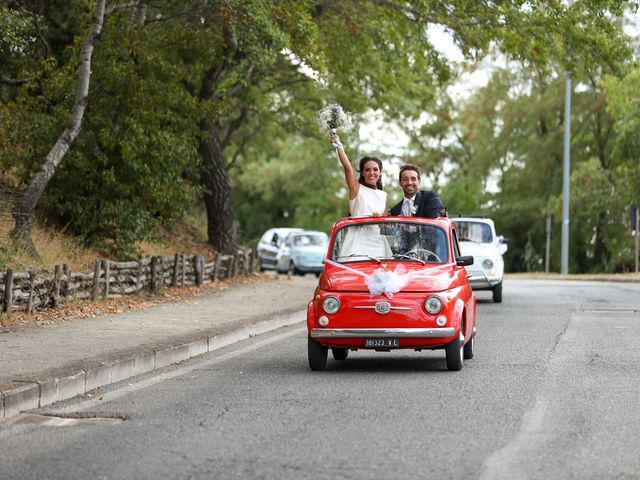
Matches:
[307,216,476,371]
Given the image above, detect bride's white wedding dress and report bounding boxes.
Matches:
[338,186,392,260]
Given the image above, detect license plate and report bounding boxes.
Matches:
[364,338,399,348]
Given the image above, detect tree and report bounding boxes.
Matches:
[1,0,636,259]
[9,0,107,257]
[137,1,636,253]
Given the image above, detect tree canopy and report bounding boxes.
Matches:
[0,0,637,270]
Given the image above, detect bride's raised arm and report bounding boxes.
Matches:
[330,134,359,200]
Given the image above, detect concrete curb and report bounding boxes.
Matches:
[0,309,305,422]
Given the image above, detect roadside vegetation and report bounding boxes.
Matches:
[0,192,214,271]
[1,1,638,273]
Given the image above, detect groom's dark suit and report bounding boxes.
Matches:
[390,190,444,218]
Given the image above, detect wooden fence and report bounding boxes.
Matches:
[0,249,257,313]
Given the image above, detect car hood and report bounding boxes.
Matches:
[458,241,500,258]
[320,262,458,293]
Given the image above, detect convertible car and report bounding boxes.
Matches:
[307,216,476,371]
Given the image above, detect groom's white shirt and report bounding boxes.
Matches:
[402,193,417,216]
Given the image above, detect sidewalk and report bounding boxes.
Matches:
[0,274,318,422]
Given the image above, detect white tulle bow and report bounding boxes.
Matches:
[365,264,412,298]
[325,260,420,298]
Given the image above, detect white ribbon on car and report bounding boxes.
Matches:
[325,260,422,299]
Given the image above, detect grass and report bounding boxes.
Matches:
[0,207,218,273]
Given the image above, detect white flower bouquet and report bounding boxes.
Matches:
[317,104,354,135]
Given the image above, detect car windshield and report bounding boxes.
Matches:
[330,221,449,264]
[293,234,326,247]
[455,221,493,243]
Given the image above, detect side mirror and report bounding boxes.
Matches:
[456,255,474,266]
[497,236,508,254]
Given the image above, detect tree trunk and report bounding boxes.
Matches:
[11,0,107,257]
[199,123,239,253]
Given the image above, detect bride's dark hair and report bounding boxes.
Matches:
[356,156,383,190]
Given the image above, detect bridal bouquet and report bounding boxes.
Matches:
[317,104,353,135]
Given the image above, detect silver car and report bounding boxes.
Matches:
[277,231,328,276]
[257,228,303,271]
[453,217,508,303]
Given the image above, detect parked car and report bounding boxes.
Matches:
[277,230,328,276]
[257,228,303,272]
[306,215,476,371]
[452,217,508,303]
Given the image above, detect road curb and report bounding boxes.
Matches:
[0,309,305,422]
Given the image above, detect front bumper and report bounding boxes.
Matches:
[466,270,501,290]
[310,327,455,338]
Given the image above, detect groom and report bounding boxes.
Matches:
[389,164,444,218]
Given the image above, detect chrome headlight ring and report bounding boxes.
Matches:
[322,296,340,314]
[424,296,443,315]
[482,258,494,270]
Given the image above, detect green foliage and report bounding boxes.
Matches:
[1,4,200,257]
[234,135,345,243]
[0,4,34,57]
[0,0,637,263]
[416,56,638,273]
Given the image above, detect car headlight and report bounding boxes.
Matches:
[424,296,443,314]
[322,296,340,314]
[482,259,494,270]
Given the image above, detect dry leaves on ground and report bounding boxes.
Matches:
[0,272,278,332]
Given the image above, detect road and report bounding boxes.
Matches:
[1,279,639,480]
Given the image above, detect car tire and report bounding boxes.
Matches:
[492,281,503,303]
[289,261,301,276]
[332,348,349,360]
[463,332,474,360]
[445,333,464,371]
[308,338,328,371]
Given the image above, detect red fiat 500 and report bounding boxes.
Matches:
[307,216,476,371]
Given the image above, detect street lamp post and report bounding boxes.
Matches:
[561,75,571,275]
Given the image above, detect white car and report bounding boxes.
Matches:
[453,217,508,303]
[257,228,303,272]
[277,230,328,276]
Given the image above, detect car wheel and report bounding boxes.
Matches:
[492,281,503,303]
[445,333,464,371]
[288,261,300,276]
[332,348,349,360]
[308,338,328,371]
[463,332,474,360]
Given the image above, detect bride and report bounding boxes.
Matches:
[330,134,392,260]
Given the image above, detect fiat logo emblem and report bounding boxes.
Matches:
[374,301,391,314]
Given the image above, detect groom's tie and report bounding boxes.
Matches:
[402,198,411,216]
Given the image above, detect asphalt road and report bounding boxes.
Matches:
[1,279,639,480]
